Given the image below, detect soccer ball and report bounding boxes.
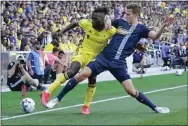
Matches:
[20,98,35,113]
[175,69,183,76]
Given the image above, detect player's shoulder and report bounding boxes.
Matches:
[137,23,148,29]
[79,19,92,26]
[105,26,116,36]
[114,18,129,24]
[114,18,125,22]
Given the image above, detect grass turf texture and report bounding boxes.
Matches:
[1,72,188,125]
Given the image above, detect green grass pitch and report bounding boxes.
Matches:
[1,72,188,125]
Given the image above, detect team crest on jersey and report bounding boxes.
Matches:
[117,26,128,35]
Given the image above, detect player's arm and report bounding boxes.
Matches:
[7,62,18,77]
[148,17,174,40]
[105,20,118,39]
[148,25,166,40]
[59,21,79,35]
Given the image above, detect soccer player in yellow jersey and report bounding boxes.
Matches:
[41,7,116,114]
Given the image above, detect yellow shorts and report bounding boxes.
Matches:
[71,51,95,69]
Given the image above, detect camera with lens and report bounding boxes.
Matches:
[19,59,26,64]
[15,55,27,75]
[16,55,26,65]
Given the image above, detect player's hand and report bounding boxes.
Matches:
[164,16,174,26]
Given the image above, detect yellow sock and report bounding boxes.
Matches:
[47,73,67,94]
[84,84,96,107]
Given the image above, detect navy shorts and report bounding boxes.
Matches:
[87,54,131,83]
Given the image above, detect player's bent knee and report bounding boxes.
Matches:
[127,89,137,97]
[77,73,90,82]
[82,67,92,78]
[76,68,92,82]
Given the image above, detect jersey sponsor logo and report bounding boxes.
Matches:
[86,35,105,44]
[117,26,129,35]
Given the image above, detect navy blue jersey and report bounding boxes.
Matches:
[101,18,150,61]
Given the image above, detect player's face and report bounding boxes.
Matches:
[124,8,137,24]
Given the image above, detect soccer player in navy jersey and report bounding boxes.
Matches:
[46,3,174,114]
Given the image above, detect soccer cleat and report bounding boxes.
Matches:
[41,91,50,107]
[81,105,90,115]
[154,107,170,114]
[46,97,59,109]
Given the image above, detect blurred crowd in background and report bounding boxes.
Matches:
[1,1,188,85]
[1,1,187,52]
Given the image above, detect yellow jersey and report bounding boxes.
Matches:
[59,43,69,51]
[16,39,21,48]
[78,19,116,55]
[38,27,45,34]
[44,43,54,51]
[67,42,77,52]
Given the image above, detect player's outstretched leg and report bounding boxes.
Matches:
[122,79,170,114]
[82,76,97,115]
[46,77,78,108]
[46,67,92,108]
[41,62,81,107]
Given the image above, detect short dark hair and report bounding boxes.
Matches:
[59,50,65,55]
[126,3,141,14]
[52,47,59,53]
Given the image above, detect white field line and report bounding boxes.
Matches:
[1,84,187,121]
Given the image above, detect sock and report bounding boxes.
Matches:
[84,84,96,107]
[136,91,156,111]
[57,78,78,101]
[47,73,67,94]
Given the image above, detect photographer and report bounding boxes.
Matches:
[7,55,46,91]
[132,48,147,74]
